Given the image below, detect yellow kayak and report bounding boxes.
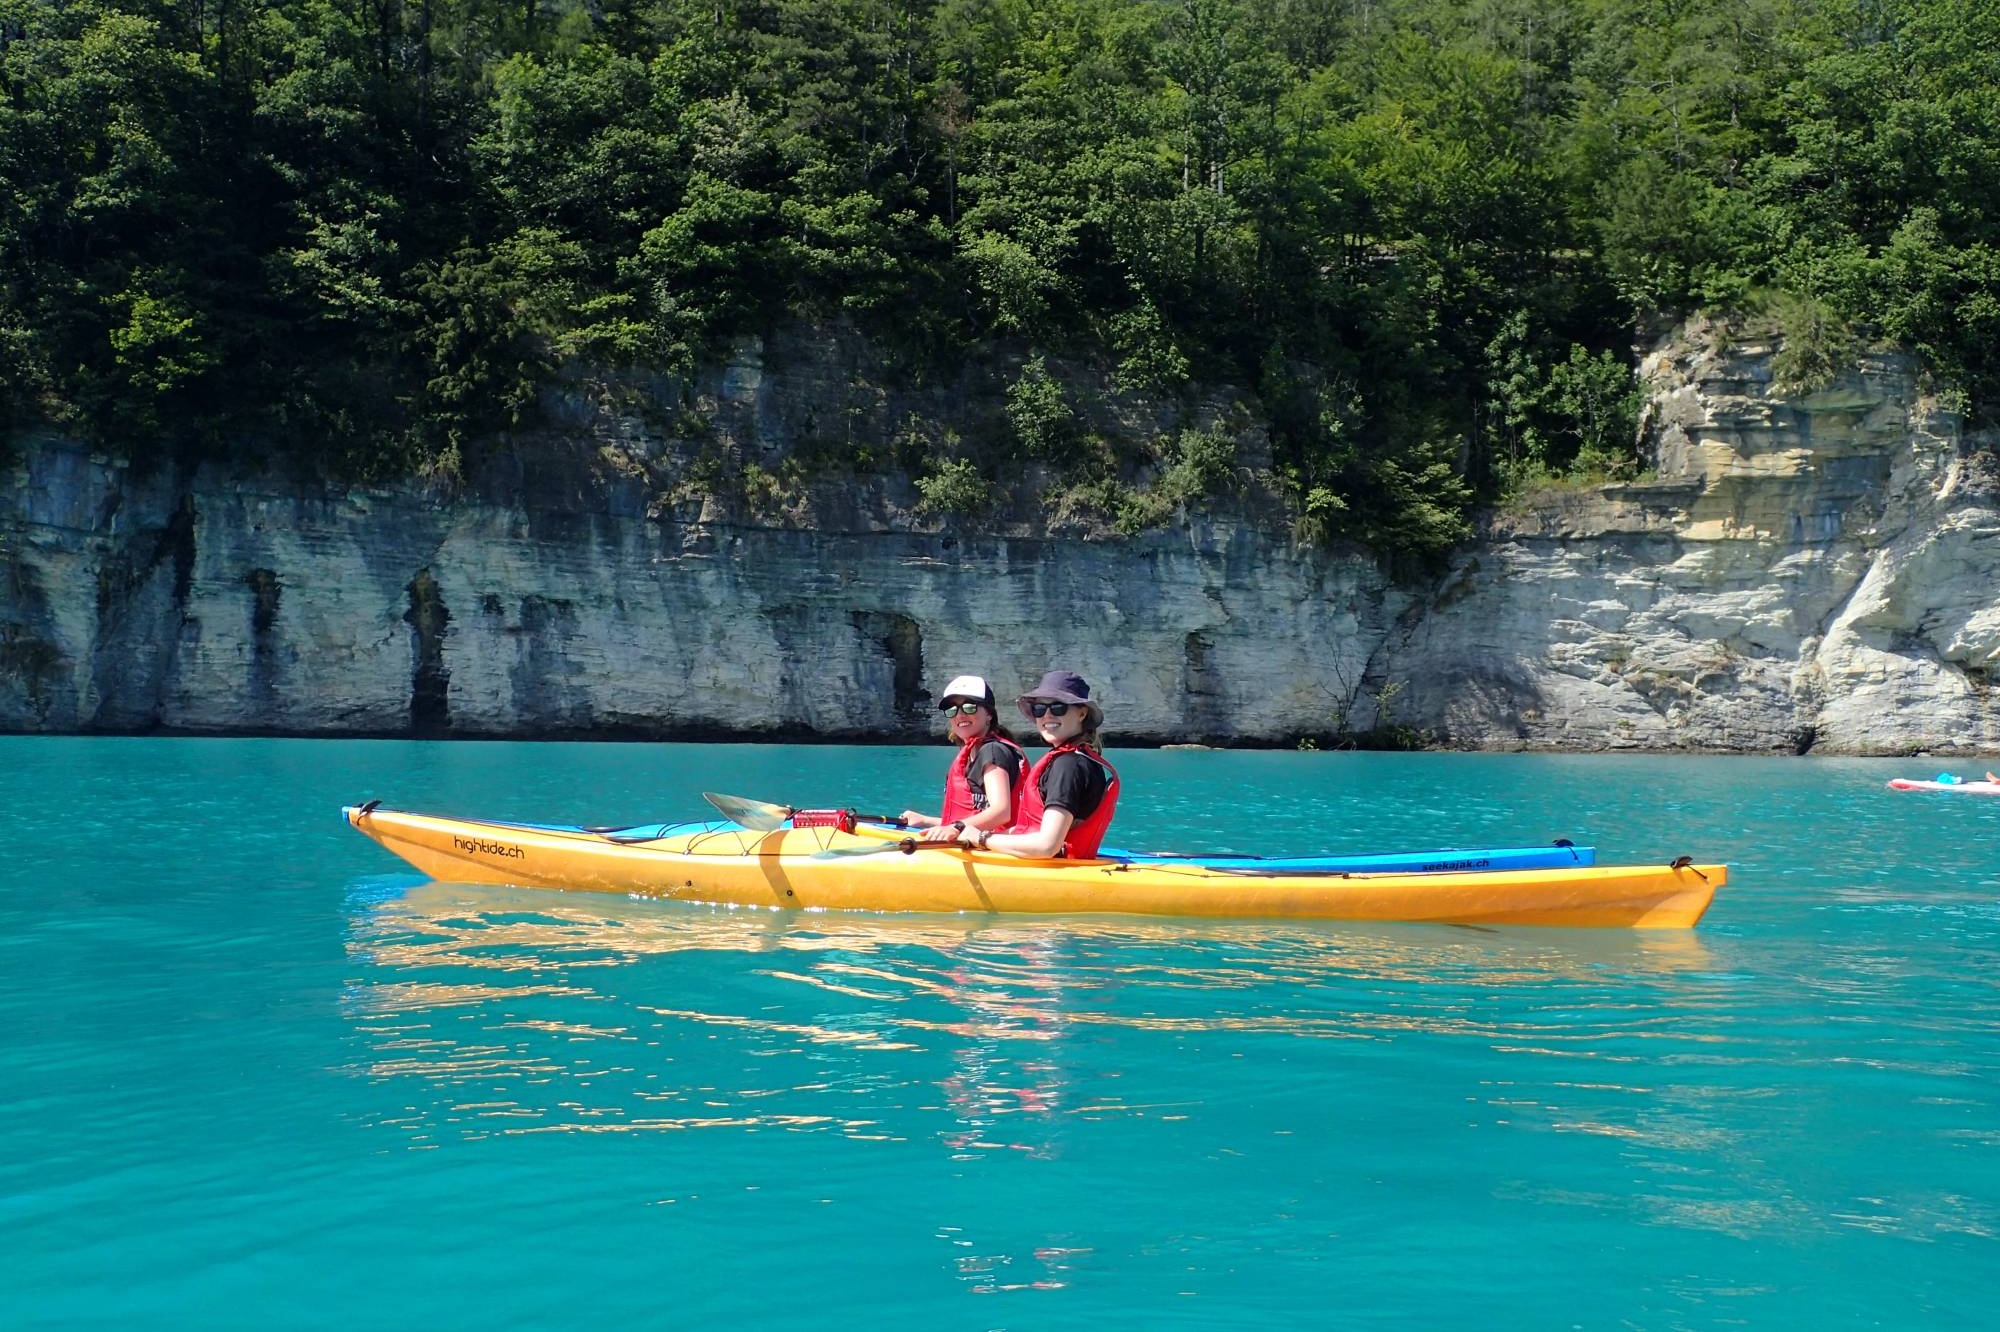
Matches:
[344,805,1722,928]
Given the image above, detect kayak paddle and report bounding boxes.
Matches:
[702,791,908,833]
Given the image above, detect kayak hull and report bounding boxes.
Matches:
[1888,779,2000,794]
[345,806,1720,928]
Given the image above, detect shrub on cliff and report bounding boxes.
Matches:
[1767,293,1858,397]
[1159,425,1238,503]
[914,458,993,519]
[1005,358,1075,460]
[1486,313,1645,483]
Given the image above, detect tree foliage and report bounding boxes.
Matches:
[3,0,1996,554]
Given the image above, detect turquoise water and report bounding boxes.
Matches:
[3,739,1997,1328]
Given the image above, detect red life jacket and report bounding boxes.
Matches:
[1010,745,1120,859]
[940,734,1027,825]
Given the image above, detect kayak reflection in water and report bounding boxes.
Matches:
[899,674,1026,844]
[965,670,1121,860]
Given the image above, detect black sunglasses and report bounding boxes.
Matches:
[940,701,984,716]
[1027,701,1074,718]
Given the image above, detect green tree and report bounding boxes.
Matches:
[1,0,1995,538]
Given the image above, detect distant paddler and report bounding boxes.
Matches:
[898,674,1027,843]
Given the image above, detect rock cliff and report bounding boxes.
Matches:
[3,319,1996,752]
[1383,317,2000,753]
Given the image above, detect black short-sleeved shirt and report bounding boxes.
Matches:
[965,739,1023,811]
[1038,750,1108,820]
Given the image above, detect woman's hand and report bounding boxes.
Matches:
[901,810,936,828]
[977,810,1072,859]
[921,821,963,842]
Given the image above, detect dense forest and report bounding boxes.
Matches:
[2,0,1996,552]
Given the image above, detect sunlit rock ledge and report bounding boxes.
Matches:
[2,319,1996,753]
[1429,321,2000,753]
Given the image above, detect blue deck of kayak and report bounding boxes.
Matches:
[504,818,1595,873]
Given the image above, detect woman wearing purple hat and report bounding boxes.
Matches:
[900,674,1027,843]
[960,670,1120,860]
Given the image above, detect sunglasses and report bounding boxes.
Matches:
[940,701,984,716]
[1027,702,1075,718]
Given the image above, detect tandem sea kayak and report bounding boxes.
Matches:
[344,805,1719,928]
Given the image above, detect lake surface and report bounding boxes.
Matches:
[3,739,1996,1328]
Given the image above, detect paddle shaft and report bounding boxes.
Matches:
[811,835,976,860]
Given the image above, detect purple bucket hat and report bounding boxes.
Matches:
[1016,670,1103,728]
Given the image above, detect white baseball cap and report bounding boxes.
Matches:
[937,675,993,708]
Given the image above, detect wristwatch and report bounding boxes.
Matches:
[951,820,966,835]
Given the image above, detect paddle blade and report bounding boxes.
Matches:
[702,791,793,832]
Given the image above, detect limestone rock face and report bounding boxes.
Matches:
[1384,321,2000,752]
[0,437,1396,745]
[1,319,1996,752]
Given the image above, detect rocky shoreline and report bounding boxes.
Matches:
[4,320,1997,754]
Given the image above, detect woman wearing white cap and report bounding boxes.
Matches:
[900,675,1027,843]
